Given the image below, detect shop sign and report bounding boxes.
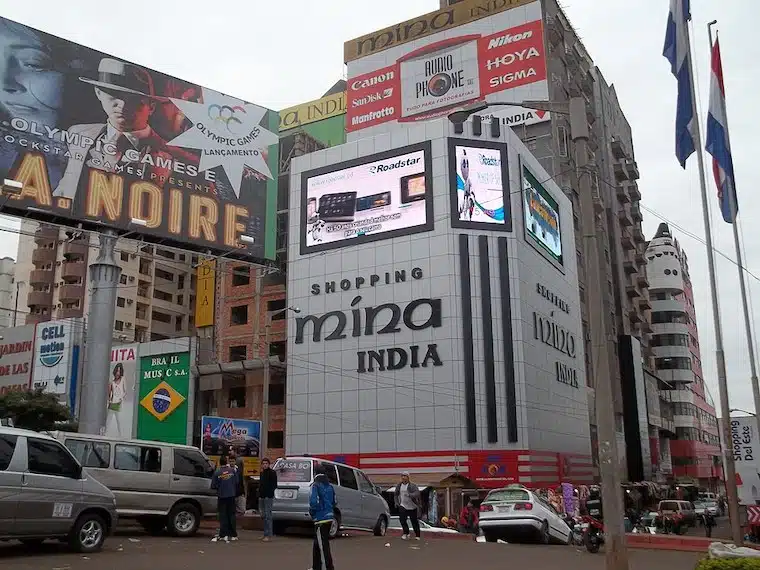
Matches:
[533,312,576,358]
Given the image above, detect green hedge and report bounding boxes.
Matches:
[696,558,760,570]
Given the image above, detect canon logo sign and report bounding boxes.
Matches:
[351,71,395,91]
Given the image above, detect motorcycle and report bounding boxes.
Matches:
[563,515,586,546]
[581,515,605,553]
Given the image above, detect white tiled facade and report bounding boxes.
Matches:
[285,119,590,468]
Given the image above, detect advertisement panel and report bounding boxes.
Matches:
[31,318,78,394]
[194,259,216,328]
[447,138,511,231]
[0,17,279,261]
[201,415,262,476]
[730,416,760,505]
[280,92,346,132]
[0,324,35,394]
[522,162,563,267]
[345,2,547,133]
[137,351,190,444]
[104,344,138,438]
[300,141,433,254]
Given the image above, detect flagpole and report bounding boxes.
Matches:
[683,15,743,544]
[708,22,760,431]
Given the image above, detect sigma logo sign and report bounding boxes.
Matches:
[32,320,75,395]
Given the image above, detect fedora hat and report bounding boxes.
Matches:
[80,58,167,100]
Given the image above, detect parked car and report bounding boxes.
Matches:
[694,500,720,518]
[0,426,117,553]
[658,500,697,527]
[271,456,389,538]
[478,484,571,544]
[388,516,458,535]
[49,431,217,537]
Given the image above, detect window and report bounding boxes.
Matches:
[154,289,173,302]
[156,249,175,260]
[173,448,214,478]
[651,334,689,347]
[178,274,185,290]
[231,305,249,326]
[356,470,375,494]
[229,387,246,408]
[117,297,126,308]
[65,438,110,468]
[0,434,17,471]
[268,431,284,449]
[27,438,80,478]
[651,311,687,325]
[175,315,183,332]
[336,464,358,490]
[115,320,124,331]
[152,310,171,324]
[155,268,174,281]
[270,384,285,406]
[114,444,162,472]
[268,299,287,320]
[232,266,250,287]
[274,459,313,482]
[120,252,129,262]
[120,274,128,285]
[229,345,247,361]
[656,357,692,371]
[557,125,569,157]
[315,461,339,485]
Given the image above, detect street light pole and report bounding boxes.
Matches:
[450,99,629,570]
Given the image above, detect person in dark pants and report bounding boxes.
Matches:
[703,509,716,538]
[393,471,422,540]
[309,465,336,570]
[211,456,240,543]
[259,458,278,541]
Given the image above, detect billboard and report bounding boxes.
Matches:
[522,161,563,267]
[194,259,216,328]
[730,416,760,505]
[137,351,190,444]
[31,318,79,394]
[0,17,279,261]
[0,324,35,394]
[201,415,262,476]
[279,92,346,132]
[300,141,433,254]
[104,344,137,438]
[448,138,511,231]
[344,1,547,133]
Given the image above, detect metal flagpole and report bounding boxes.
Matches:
[707,22,760,430]
[683,16,743,544]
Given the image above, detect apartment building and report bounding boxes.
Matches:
[646,223,720,487]
[0,256,16,329]
[15,220,197,341]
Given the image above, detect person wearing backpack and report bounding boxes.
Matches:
[309,464,336,570]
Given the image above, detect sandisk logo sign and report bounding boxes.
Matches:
[487,30,533,50]
[351,71,395,91]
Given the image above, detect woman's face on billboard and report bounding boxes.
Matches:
[0,21,64,127]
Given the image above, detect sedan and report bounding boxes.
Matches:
[694,501,720,517]
[388,517,459,535]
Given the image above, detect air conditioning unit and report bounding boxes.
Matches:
[127,299,133,305]
[57,303,62,308]
[56,261,61,266]
[128,276,135,282]
[130,253,136,260]
[125,322,133,328]
[54,283,59,288]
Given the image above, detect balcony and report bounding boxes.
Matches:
[29,269,54,285]
[628,307,642,323]
[34,226,58,245]
[27,290,52,308]
[62,241,88,259]
[610,138,628,160]
[631,203,643,222]
[625,159,640,180]
[638,296,652,311]
[616,185,630,203]
[629,185,642,201]
[621,229,634,250]
[58,307,83,319]
[61,262,86,280]
[32,248,56,264]
[626,284,640,299]
[632,227,646,243]
[59,284,84,301]
[545,15,565,46]
[613,162,630,183]
[637,272,650,288]
[618,207,633,227]
[623,258,637,274]
[25,312,48,325]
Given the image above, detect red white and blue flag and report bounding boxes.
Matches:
[705,37,739,223]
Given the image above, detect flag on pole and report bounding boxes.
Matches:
[705,37,738,223]
[663,0,696,168]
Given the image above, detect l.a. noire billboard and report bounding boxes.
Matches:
[0,17,279,260]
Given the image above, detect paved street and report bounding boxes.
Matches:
[0,529,704,570]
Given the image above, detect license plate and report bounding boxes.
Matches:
[275,489,296,499]
[497,505,511,513]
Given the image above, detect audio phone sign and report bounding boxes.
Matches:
[32,319,78,395]
[345,2,547,133]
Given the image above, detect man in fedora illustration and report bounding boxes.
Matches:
[54,58,174,200]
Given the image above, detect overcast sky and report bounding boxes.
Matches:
[1,0,758,413]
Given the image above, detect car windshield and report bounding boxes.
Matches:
[273,459,312,482]
[485,489,530,503]
[660,501,679,511]
[703,501,717,508]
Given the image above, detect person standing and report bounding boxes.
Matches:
[259,458,277,541]
[228,448,246,515]
[394,471,422,540]
[703,509,716,538]
[211,456,240,543]
[309,465,336,570]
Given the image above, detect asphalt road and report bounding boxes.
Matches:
[0,529,705,570]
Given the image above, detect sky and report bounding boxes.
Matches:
[1,0,758,413]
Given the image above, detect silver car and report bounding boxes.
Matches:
[272,456,390,538]
[0,426,117,553]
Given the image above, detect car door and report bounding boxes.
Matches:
[355,469,382,529]
[170,448,215,515]
[112,443,172,515]
[334,464,362,528]
[0,433,22,534]
[17,436,84,536]
[544,501,570,542]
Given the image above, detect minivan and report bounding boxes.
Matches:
[0,426,117,553]
[272,456,390,538]
[658,500,697,527]
[49,431,217,537]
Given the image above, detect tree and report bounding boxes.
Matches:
[0,388,72,432]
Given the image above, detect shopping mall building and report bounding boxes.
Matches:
[285,117,594,501]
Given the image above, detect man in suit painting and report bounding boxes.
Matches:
[54,58,174,200]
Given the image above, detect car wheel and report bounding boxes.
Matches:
[168,502,201,537]
[69,513,106,553]
[373,515,387,537]
[484,531,498,543]
[328,513,341,539]
[539,521,550,545]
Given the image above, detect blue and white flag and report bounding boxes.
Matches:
[663,0,696,168]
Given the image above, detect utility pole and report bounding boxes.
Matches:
[13,280,22,326]
[570,97,629,570]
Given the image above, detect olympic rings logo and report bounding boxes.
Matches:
[207,104,247,134]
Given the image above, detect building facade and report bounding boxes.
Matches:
[286,119,593,494]
[646,223,720,486]
[0,256,16,329]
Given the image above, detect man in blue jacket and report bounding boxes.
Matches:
[211,457,240,543]
[309,465,336,570]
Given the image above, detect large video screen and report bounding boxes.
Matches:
[0,16,279,261]
[448,138,511,232]
[300,141,433,254]
[522,162,563,267]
